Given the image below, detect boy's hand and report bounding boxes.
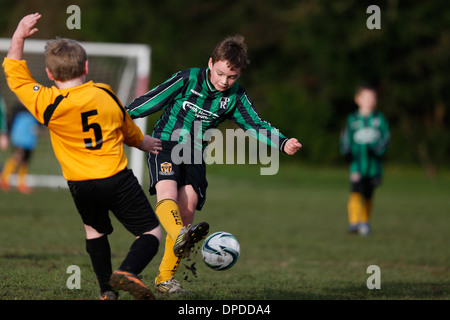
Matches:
[13,13,41,40]
[0,134,8,151]
[138,135,163,154]
[284,138,302,155]
[7,13,41,60]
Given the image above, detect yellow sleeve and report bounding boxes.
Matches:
[93,82,144,148]
[122,112,144,148]
[2,57,59,124]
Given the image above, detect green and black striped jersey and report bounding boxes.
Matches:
[340,111,390,178]
[126,67,288,151]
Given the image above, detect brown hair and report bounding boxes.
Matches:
[355,84,377,96]
[45,38,87,81]
[211,35,250,70]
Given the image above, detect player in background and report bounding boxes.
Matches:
[0,92,8,152]
[127,35,302,294]
[3,13,164,300]
[1,103,39,194]
[340,85,390,235]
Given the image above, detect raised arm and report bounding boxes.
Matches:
[7,13,41,61]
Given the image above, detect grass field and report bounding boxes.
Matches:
[0,163,449,301]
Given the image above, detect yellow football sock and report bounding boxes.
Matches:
[361,198,373,223]
[1,158,18,182]
[17,165,28,187]
[348,192,363,226]
[155,234,181,284]
[155,199,184,242]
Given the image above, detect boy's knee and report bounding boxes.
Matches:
[143,225,163,243]
[155,180,179,202]
[84,224,104,240]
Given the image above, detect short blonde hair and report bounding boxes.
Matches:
[211,34,250,70]
[45,38,87,81]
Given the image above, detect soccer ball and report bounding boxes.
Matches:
[201,231,240,271]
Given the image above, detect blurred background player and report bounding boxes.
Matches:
[340,84,390,235]
[1,103,39,194]
[3,13,164,299]
[126,34,302,294]
[0,91,8,152]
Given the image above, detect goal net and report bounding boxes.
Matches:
[0,38,150,188]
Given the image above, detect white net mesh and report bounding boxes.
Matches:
[0,39,150,188]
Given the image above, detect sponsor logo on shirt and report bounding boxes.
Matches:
[353,128,380,144]
[182,101,218,122]
[190,89,204,97]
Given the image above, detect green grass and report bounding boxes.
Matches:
[0,164,449,300]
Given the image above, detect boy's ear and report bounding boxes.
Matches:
[208,57,213,69]
[84,60,89,76]
[45,67,55,81]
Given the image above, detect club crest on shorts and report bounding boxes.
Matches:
[159,162,175,175]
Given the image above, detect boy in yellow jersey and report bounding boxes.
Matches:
[2,13,163,300]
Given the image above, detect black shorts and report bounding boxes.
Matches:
[147,140,208,211]
[68,169,159,236]
[351,176,382,199]
[13,147,33,162]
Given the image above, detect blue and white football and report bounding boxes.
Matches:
[201,231,240,271]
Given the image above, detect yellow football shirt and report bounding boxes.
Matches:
[2,57,144,181]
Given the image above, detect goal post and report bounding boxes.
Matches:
[0,38,151,188]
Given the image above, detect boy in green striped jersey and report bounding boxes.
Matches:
[340,85,390,235]
[127,35,302,293]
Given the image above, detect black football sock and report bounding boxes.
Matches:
[119,234,159,275]
[86,235,113,293]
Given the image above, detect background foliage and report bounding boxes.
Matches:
[1,0,449,174]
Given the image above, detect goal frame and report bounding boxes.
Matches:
[0,38,151,187]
